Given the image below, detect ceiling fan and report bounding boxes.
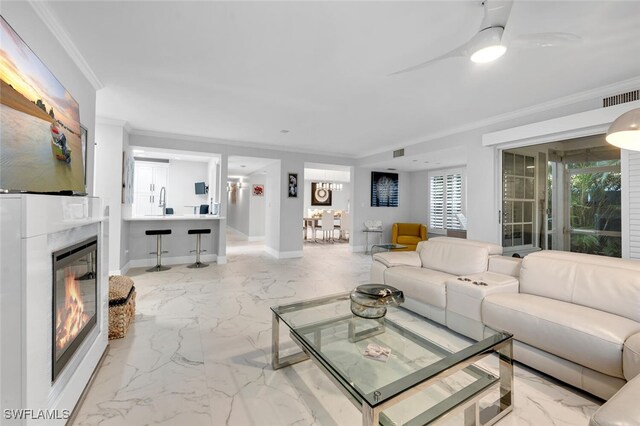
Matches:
[390,0,581,76]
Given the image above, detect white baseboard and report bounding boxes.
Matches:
[217,256,227,264]
[247,235,265,242]
[110,261,131,276]
[264,246,303,259]
[278,250,303,259]
[128,253,218,269]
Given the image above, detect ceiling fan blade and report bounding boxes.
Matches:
[388,46,466,76]
[478,0,513,30]
[510,32,582,48]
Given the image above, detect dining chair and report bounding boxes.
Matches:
[320,210,335,242]
[339,211,350,240]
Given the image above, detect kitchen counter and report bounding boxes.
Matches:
[124,214,227,267]
[124,215,225,221]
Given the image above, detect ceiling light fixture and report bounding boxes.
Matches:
[469,27,507,64]
[606,108,640,151]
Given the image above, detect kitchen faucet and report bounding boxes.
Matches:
[159,186,167,216]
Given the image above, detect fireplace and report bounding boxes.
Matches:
[52,236,98,382]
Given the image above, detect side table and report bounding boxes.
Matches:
[362,228,383,254]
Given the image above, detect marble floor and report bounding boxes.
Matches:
[73,241,601,425]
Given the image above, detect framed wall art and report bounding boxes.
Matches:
[311,182,332,206]
[371,171,398,207]
[252,184,264,196]
[288,173,298,198]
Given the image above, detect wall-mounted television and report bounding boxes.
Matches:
[195,182,207,195]
[0,15,85,194]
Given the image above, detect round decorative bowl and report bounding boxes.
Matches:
[350,284,404,319]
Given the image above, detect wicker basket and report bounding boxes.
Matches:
[108,275,136,340]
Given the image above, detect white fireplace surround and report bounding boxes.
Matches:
[0,194,108,425]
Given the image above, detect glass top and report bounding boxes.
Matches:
[271,293,511,412]
[372,244,407,250]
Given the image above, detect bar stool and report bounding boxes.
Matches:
[145,229,171,272]
[188,229,211,268]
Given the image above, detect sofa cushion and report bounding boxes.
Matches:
[419,239,489,276]
[373,251,422,268]
[427,236,503,255]
[624,333,640,380]
[483,293,640,379]
[384,266,453,309]
[519,250,640,322]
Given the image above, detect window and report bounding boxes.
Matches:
[428,168,466,233]
[502,152,536,248]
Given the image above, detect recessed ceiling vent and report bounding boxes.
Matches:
[393,148,405,158]
[603,90,639,108]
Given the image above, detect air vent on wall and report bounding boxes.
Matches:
[393,148,405,158]
[603,90,639,108]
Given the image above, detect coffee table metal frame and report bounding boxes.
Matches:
[272,293,513,426]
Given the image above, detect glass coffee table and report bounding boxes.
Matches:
[370,244,407,259]
[271,293,513,425]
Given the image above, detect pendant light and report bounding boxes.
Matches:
[606,108,640,151]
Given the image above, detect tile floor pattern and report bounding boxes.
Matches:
[73,241,601,425]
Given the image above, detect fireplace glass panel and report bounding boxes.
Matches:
[52,237,97,381]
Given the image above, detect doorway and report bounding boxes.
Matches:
[303,163,352,245]
[501,135,621,258]
[226,156,277,254]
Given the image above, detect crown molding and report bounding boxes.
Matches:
[96,116,129,128]
[357,76,640,160]
[28,0,104,90]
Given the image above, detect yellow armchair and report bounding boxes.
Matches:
[392,223,427,251]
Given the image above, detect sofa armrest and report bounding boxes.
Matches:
[590,374,640,426]
[488,256,522,277]
[623,332,640,380]
[373,251,422,268]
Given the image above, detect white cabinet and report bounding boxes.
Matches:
[133,162,168,216]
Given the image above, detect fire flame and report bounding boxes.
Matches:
[56,269,89,351]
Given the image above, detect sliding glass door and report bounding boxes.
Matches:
[567,163,622,257]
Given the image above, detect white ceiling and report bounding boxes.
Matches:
[228,156,278,177]
[48,1,640,159]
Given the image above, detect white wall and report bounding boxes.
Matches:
[1,3,97,195]
[408,170,429,225]
[95,122,124,274]
[249,174,266,239]
[226,179,250,235]
[165,160,208,215]
[350,169,414,251]
[264,161,281,255]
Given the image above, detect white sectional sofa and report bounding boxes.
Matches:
[371,237,640,424]
[370,237,511,325]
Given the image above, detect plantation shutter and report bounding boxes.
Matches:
[446,173,463,229]
[428,168,466,233]
[429,176,445,229]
